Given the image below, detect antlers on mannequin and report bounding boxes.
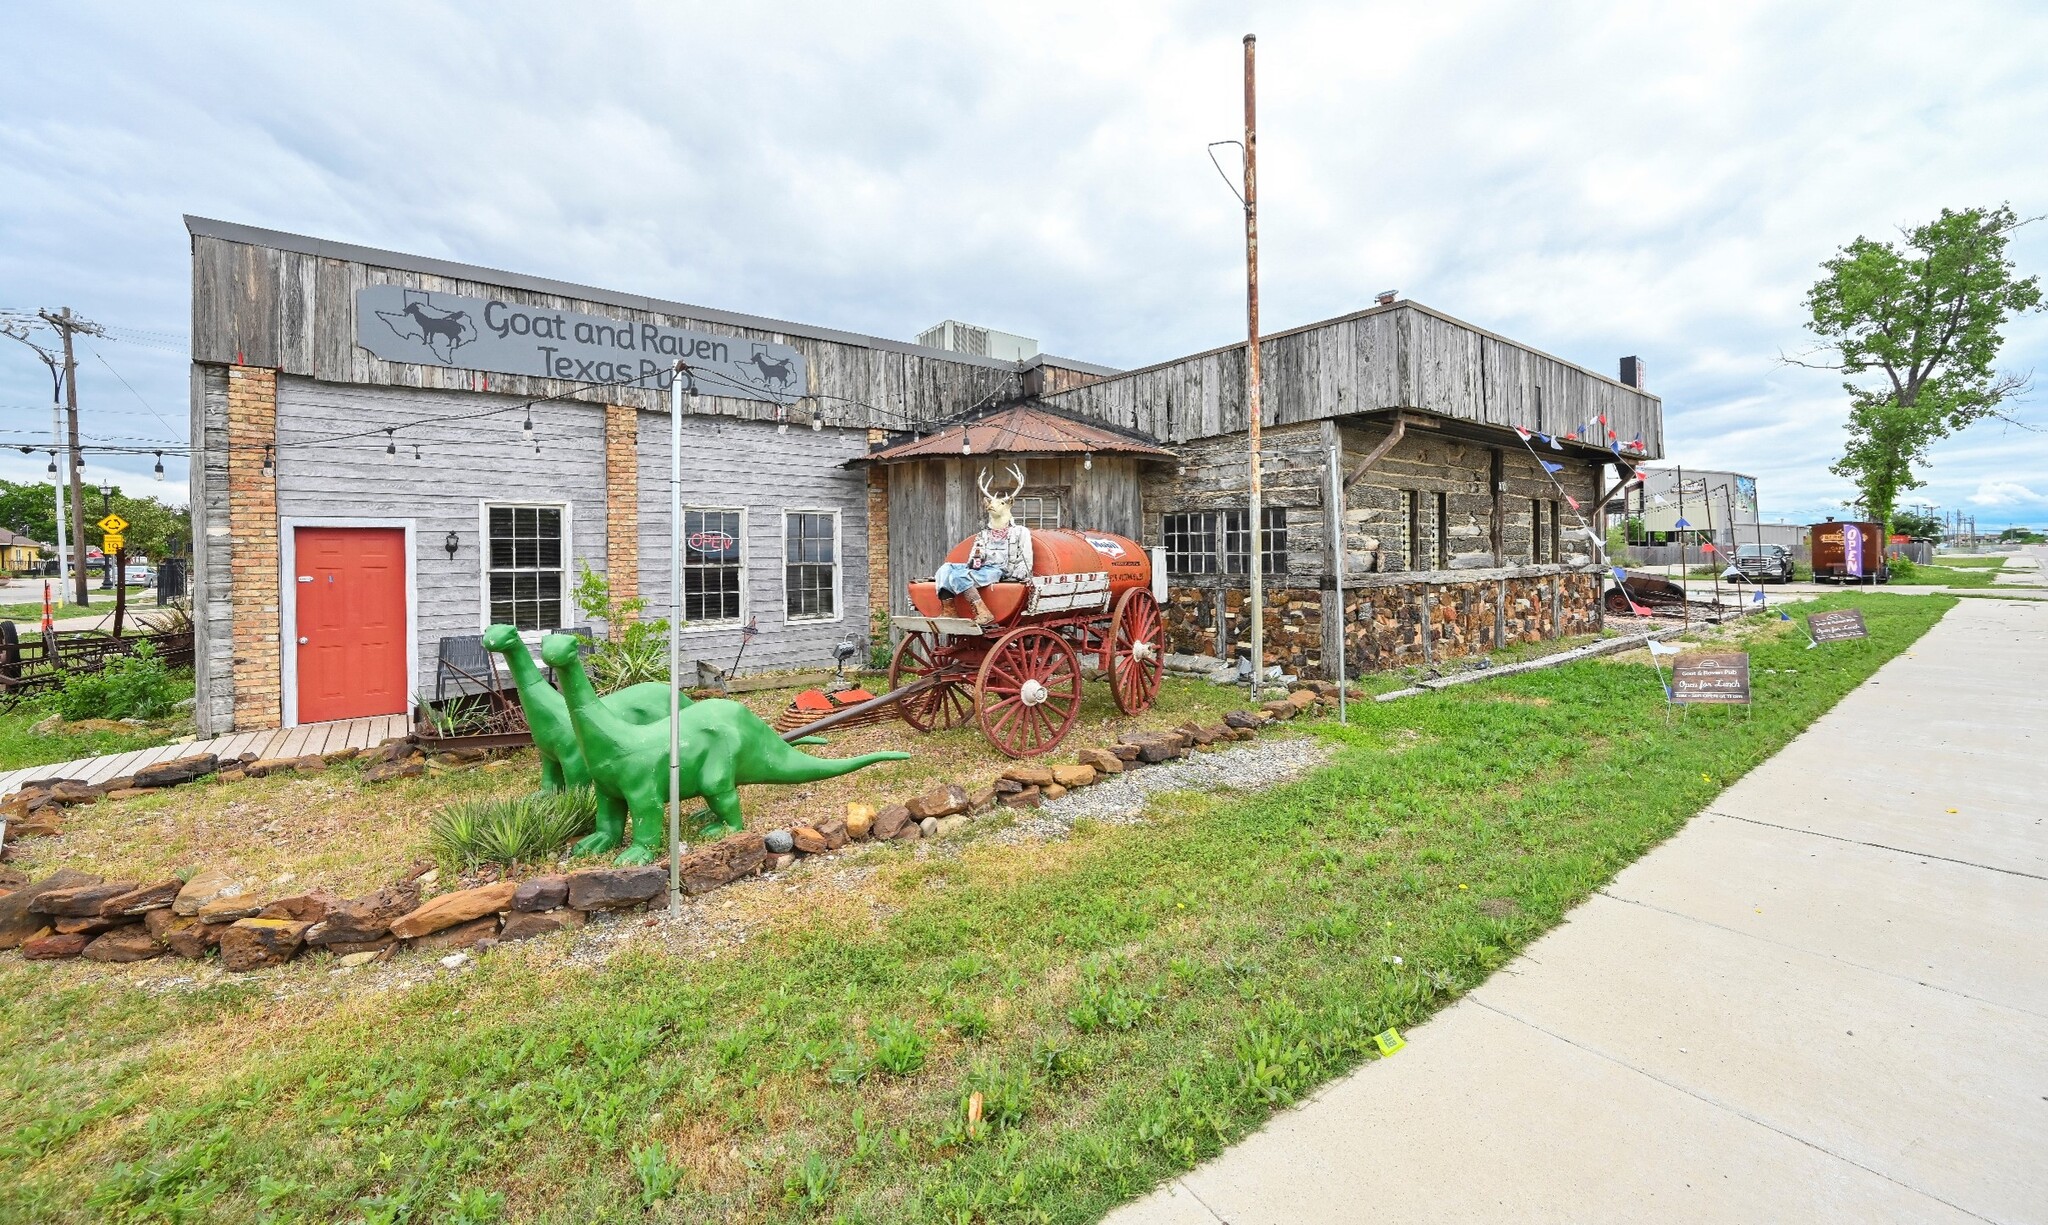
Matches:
[976,464,1026,508]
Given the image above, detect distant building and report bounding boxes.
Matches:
[0,529,45,575]
[1621,467,1760,549]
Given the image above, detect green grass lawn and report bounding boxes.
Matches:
[1889,557,2009,588]
[0,592,1954,1223]
[0,601,94,623]
[0,702,192,773]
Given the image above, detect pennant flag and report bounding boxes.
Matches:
[1752,588,1766,604]
[1646,639,1681,657]
[1629,601,1653,616]
[1674,517,1691,529]
[1701,541,1716,554]
[1514,425,1532,441]
[1566,494,1580,510]
[1548,434,1563,451]
[1607,428,1618,440]
[1805,640,1819,650]
[1652,495,1667,506]
[1663,684,1674,701]
[1630,433,1644,449]
[1597,414,1608,426]
[1612,566,1628,583]
[1778,611,1792,622]
[1541,460,1564,474]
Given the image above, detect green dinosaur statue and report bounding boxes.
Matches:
[481,624,679,791]
[540,633,909,863]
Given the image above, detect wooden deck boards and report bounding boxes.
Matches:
[0,712,411,798]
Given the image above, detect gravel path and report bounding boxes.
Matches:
[992,735,1334,843]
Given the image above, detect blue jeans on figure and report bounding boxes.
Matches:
[935,562,1007,594]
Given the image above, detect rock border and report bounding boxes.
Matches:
[0,684,1343,973]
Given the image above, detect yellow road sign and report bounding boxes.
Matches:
[97,512,129,534]
[101,533,124,552]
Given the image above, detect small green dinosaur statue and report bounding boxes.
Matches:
[481,624,679,791]
[540,633,910,863]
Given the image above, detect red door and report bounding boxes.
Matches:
[294,527,408,723]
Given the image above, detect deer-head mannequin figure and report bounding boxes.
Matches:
[977,464,1027,530]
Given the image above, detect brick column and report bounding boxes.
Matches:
[226,367,281,729]
[604,403,639,636]
[866,464,891,624]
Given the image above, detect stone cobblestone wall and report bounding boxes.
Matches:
[226,367,280,730]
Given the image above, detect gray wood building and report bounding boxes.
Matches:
[186,216,1661,736]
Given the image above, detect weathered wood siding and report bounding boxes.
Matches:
[881,456,1146,618]
[1042,302,1663,458]
[191,229,1022,430]
[272,377,610,690]
[191,366,234,731]
[636,414,872,671]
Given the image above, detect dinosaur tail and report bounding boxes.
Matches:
[752,742,910,785]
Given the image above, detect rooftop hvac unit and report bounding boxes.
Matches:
[917,319,1039,362]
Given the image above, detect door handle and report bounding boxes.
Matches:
[298,636,309,644]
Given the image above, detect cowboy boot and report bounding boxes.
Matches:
[964,586,997,627]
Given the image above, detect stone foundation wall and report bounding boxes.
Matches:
[1338,567,1601,676]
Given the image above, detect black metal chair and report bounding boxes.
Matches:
[434,634,505,701]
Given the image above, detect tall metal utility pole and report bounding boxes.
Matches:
[1241,32,1265,702]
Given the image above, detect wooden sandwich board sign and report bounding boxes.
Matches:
[1669,651,1750,705]
[1808,608,1868,644]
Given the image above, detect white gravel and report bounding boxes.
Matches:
[991,735,1333,843]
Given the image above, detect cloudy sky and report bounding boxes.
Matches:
[3,2,2044,529]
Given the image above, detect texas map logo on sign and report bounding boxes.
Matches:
[374,292,479,364]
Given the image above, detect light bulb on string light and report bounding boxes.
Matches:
[522,407,534,434]
[1084,451,1093,471]
[962,438,971,455]
[153,451,165,481]
[386,429,397,456]
[413,444,422,461]
[261,445,275,478]
[46,452,56,477]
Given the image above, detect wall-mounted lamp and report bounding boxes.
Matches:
[444,531,461,559]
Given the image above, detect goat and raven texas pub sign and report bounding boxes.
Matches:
[353,285,807,405]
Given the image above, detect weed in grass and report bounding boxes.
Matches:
[1069,961,1160,1033]
[444,1186,507,1223]
[1032,1037,1092,1085]
[629,1142,682,1207]
[784,1152,840,1210]
[940,997,993,1040]
[867,1017,928,1077]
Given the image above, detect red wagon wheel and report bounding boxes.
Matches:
[888,632,975,732]
[1104,588,1165,714]
[975,625,1083,758]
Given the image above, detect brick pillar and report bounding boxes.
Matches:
[866,465,890,622]
[604,403,639,637]
[226,366,281,730]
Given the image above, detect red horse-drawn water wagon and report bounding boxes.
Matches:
[886,528,1164,757]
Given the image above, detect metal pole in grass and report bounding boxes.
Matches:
[1327,443,1347,723]
[668,361,688,920]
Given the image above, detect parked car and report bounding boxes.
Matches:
[124,564,154,585]
[1721,542,1796,584]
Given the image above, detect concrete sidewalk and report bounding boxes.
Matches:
[1108,596,2047,1225]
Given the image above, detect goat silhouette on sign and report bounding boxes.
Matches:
[375,299,478,363]
[743,350,796,392]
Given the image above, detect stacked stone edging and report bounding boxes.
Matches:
[0,684,1340,973]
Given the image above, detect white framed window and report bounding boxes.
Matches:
[1012,492,1065,530]
[783,509,841,622]
[680,507,746,625]
[484,503,569,631]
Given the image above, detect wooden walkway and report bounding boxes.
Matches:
[0,713,409,797]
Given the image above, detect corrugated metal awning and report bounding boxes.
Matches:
[863,401,1174,463]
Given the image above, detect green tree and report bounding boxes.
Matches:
[1799,205,2042,538]
[1889,507,1944,541]
[0,478,60,545]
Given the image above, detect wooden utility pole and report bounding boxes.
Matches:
[1241,32,1265,701]
[44,308,96,608]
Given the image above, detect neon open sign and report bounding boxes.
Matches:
[687,531,736,553]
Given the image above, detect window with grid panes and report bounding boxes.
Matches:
[1531,499,1546,562]
[681,508,744,623]
[1404,491,1423,570]
[784,511,837,620]
[1223,507,1289,575]
[487,505,565,630]
[1010,493,1064,530]
[1163,511,1218,574]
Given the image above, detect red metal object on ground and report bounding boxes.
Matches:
[889,528,1162,758]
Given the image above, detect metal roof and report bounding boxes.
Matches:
[863,401,1175,463]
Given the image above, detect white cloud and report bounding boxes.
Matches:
[1,0,2045,527]
[1969,481,2047,508]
